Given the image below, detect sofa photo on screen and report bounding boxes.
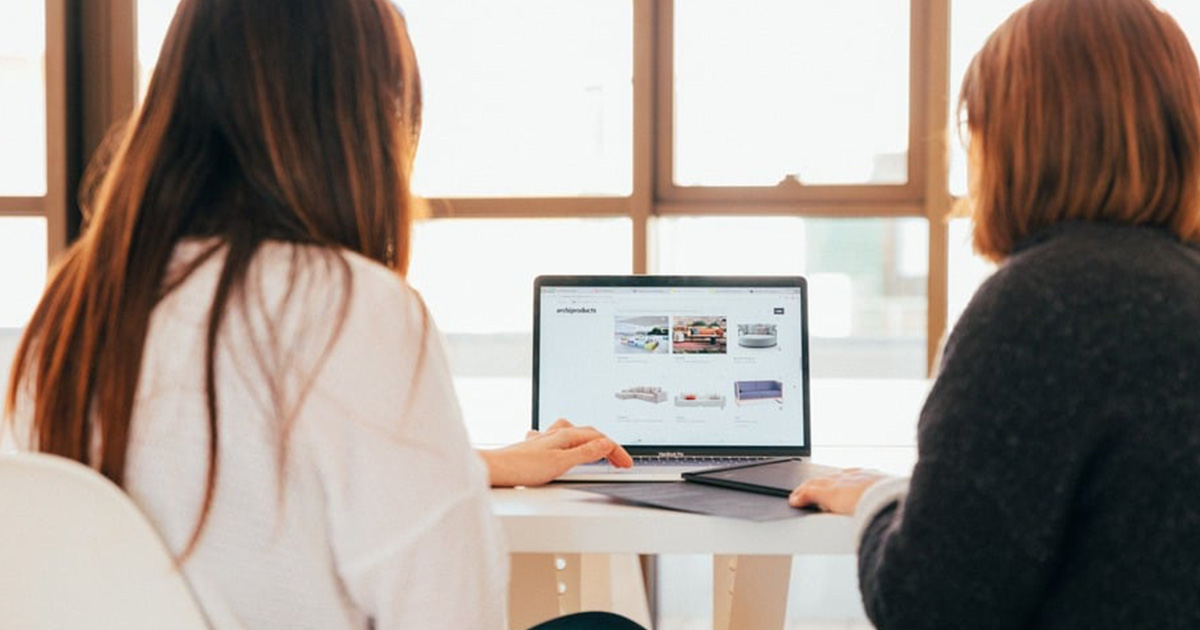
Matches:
[674,393,726,409]
[614,386,667,404]
[734,380,783,405]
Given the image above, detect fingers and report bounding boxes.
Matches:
[605,442,634,468]
[565,437,620,467]
[788,475,837,509]
[788,470,886,515]
[541,425,607,448]
[789,480,824,509]
[788,486,811,508]
[552,428,633,469]
[557,429,633,467]
[528,418,576,440]
[538,420,633,468]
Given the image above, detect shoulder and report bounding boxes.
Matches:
[998,221,1200,299]
[249,242,422,315]
[242,242,431,353]
[254,243,455,422]
[955,223,1200,347]
[224,242,443,421]
[937,222,1200,411]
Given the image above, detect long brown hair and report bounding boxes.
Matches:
[5,0,422,555]
[960,0,1200,261]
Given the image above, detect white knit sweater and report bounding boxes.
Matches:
[11,241,508,629]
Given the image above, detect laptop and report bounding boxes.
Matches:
[533,275,821,481]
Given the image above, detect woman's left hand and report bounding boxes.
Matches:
[480,419,634,488]
[788,468,889,515]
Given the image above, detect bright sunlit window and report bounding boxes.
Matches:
[137,0,178,98]
[403,0,633,198]
[407,218,632,443]
[138,0,634,199]
[0,217,48,328]
[674,0,910,187]
[656,217,928,378]
[0,2,47,196]
[127,0,1090,421]
[409,218,632,335]
[0,2,48,331]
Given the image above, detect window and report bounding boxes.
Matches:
[655,217,927,378]
[0,3,47,197]
[403,0,633,198]
[407,218,632,444]
[127,0,948,437]
[0,2,53,330]
[137,0,178,98]
[673,1,910,188]
[0,217,48,328]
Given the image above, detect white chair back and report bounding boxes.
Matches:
[0,452,210,629]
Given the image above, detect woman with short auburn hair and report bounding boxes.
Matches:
[791,0,1200,628]
[963,0,1200,260]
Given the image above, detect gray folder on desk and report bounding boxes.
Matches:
[574,482,815,521]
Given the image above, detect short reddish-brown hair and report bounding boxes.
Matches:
[960,0,1200,261]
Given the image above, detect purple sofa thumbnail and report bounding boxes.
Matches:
[734,380,783,401]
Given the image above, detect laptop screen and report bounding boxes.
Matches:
[533,276,810,455]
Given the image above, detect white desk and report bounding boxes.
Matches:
[493,485,855,556]
[486,379,928,629]
[493,485,856,630]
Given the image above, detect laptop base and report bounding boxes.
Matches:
[556,457,802,483]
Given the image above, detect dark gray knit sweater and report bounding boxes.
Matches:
[860,221,1200,629]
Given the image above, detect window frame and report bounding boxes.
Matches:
[425,0,952,372]
[0,0,68,266]
[654,0,928,206]
[3,0,139,267]
[58,0,955,374]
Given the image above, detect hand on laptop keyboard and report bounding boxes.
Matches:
[478,419,634,487]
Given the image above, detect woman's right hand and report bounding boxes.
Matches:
[479,419,634,487]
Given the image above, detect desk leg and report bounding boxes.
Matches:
[571,554,652,628]
[509,553,653,630]
[509,553,564,629]
[713,555,792,630]
[597,554,652,628]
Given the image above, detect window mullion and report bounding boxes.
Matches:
[632,0,656,275]
[45,0,68,261]
[919,0,953,375]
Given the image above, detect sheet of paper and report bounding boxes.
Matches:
[571,482,816,521]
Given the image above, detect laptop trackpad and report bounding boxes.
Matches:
[556,462,701,482]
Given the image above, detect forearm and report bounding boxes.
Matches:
[475,448,506,487]
[852,454,1070,630]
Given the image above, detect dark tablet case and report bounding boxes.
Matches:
[682,457,832,497]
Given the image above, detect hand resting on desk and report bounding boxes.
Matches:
[788,467,890,515]
[479,419,634,487]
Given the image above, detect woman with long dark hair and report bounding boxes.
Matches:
[5,0,633,627]
[792,0,1200,627]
